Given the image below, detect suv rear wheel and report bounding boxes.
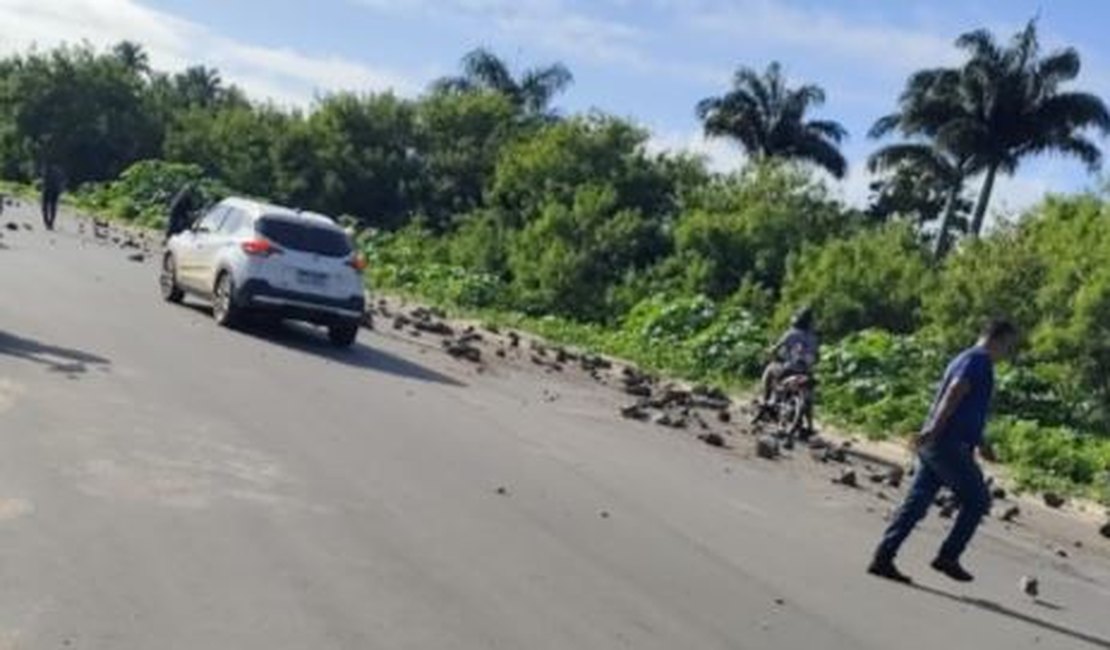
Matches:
[328,321,359,348]
[212,271,242,328]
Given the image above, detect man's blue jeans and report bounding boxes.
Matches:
[875,441,991,563]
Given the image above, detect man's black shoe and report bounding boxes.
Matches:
[931,557,974,582]
[867,558,913,584]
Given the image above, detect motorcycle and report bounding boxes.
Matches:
[752,370,816,447]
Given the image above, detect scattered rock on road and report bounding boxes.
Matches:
[756,435,780,460]
[418,320,455,336]
[652,412,686,429]
[1000,505,1021,522]
[4,222,17,231]
[1020,575,1040,598]
[126,253,145,263]
[1043,492,1066,509]
[444,339,482,364]
[699,433,727,448]
[833,469,858,488]
[620,404,650,421]
[1100,522,1110,539]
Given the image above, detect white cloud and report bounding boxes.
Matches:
[0,0,417,106]
[679,0,961,75]
[355,0,725,83]
[647,129,744,173]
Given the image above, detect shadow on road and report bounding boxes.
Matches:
[0,329,111,376]
[181,303,465,387]
[909,582,1110,648]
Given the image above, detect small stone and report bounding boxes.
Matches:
[1100,522,1110,539]
[886,467,905,488]
[126,252,145,263]
[1019,575,1039,598]
[834,469,858,488]
[717,410,732,424]
[991,487,1007,501]
[444,341,481,364]
[939,503,958,519]
[600,511,610,519]
[1043,492,1066,509]
[620,404,650,421]
[1055,548,1068,558]
[495,486,508,496]
[773,598,785,606]
[1000,505,1021,522]
[756,435,780,460]
[496,348,507,358]
[699,433,727,448]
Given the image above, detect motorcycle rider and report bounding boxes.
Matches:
[760,307,819,429]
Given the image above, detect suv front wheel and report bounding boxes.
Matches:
[328,321,359,348]
[212,271,243,328]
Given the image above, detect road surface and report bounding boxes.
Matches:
[2,204,1109,649]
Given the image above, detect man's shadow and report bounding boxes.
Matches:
[0,330,111,376]
[908,582,1110,648]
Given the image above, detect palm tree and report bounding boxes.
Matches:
[174,65,224,109]
[432,48,573,118]
[696,62,848,178]
[112,41,149,76]
[874,20,1110,243]
[868,142,971,255]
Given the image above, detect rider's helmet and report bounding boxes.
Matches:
[791,306,814,332]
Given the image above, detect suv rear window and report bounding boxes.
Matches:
[256,216,352,257]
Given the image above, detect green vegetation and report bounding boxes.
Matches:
[2,26,1109,502]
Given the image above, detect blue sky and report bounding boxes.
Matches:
[3,0,1110,216]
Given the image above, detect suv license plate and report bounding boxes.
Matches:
[296,270,327,287]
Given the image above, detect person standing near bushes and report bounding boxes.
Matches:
[867,319,1019,584]
[165,182,199,242]
[41,163,66,231]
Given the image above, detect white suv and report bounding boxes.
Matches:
[161,197,367,347]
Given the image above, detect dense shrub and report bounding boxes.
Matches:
[777,223,934,338]
[74,159,230,228]
[672,164,856,299]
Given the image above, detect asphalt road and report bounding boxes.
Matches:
[2,203,1109,649]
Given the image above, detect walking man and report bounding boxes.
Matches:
[41,164,66,231]
[868,319,1019,584]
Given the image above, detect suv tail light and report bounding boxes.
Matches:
[348,253,368,271]
[242,238,282,257]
